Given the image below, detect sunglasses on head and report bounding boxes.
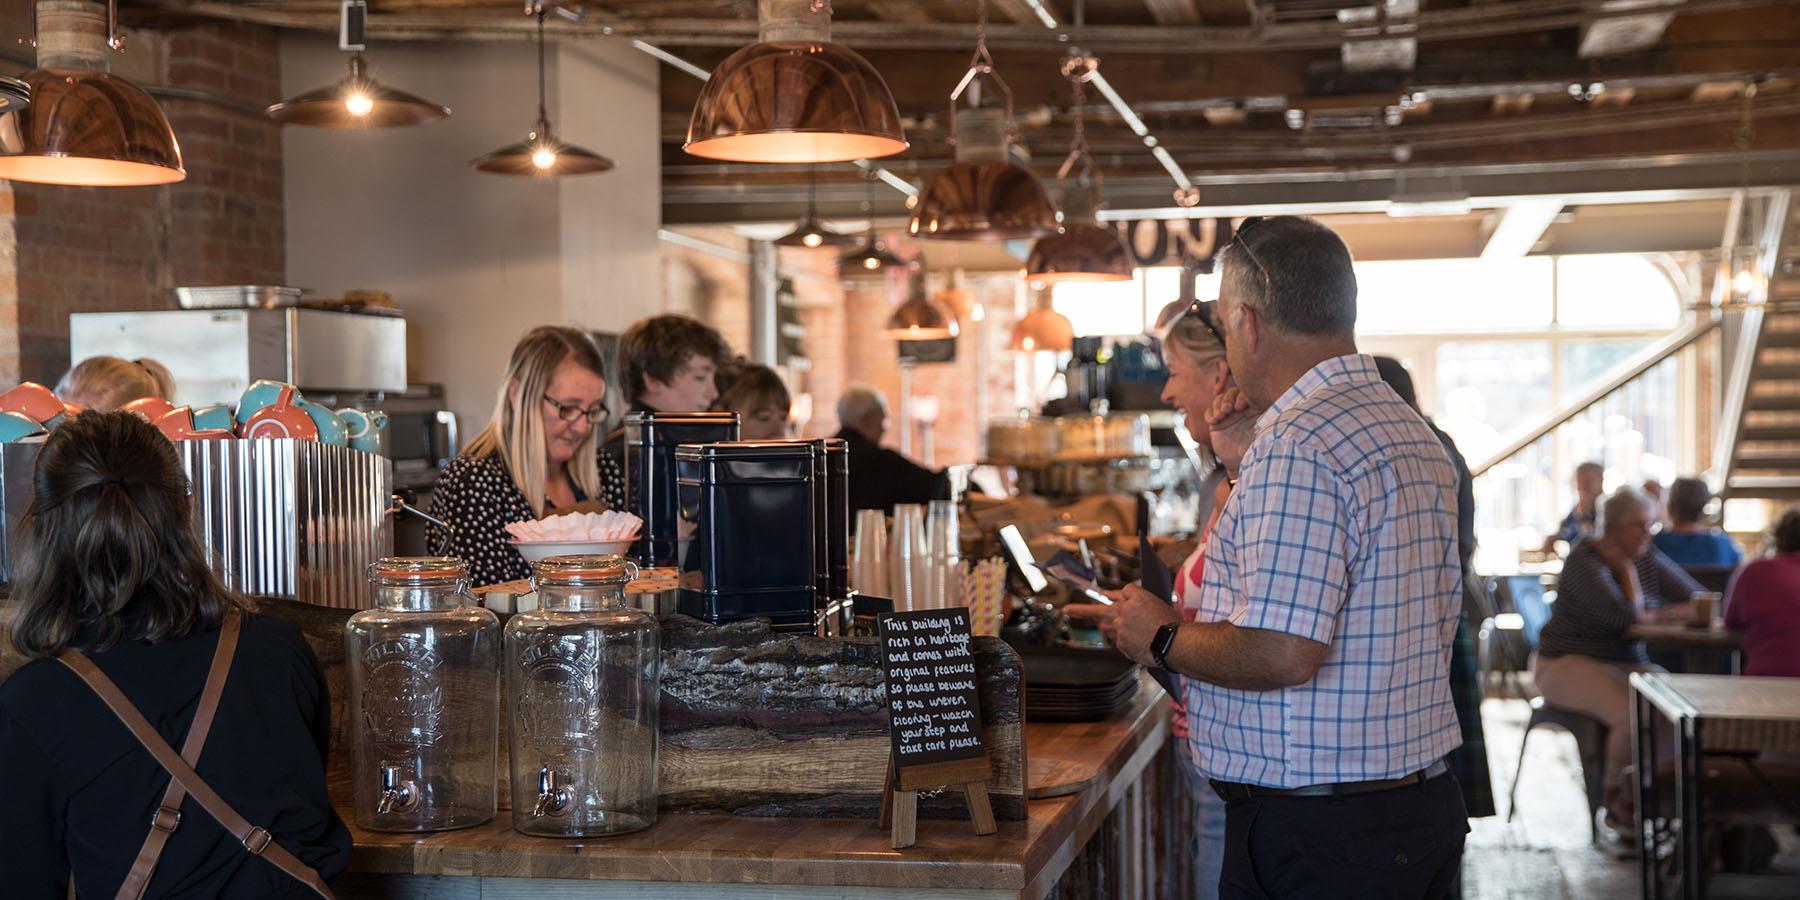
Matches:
[1227,216,1272,286]
[1183,216,1274,342]
[1181,299,1227,348]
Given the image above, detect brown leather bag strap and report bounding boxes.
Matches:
[58,617,335,900]
[112,609,245,900]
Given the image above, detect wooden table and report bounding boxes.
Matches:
[1625,623,1742,673]
[1630,673,1800,900]
[337,673,1176,900]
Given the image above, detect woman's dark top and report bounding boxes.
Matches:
[1539,539,1704,664]
[0,610,351,899]
[426,447,626,587]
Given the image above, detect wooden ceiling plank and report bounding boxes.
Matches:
[1144,0,1203,26]
[865,1,934,24]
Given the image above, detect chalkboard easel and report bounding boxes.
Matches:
[878,755,997,849]
[876,608,999,850]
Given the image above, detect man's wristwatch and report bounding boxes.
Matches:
[1150,623,1181,669]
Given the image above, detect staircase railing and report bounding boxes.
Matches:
[1470,315,1720,477]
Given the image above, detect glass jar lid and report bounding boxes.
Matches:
[532,554,636,588]
[368,556,467,587]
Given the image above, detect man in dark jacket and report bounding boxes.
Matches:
[1373,355,1496,849]
[833,384,949,514]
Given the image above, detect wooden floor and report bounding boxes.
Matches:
[1467,697,1800,900]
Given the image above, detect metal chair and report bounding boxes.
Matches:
[1506,696,1610,843]
[1498,579,1609,841]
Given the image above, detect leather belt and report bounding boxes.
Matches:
[1209,759,1450,802]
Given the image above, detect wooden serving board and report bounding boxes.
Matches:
[242,599,1027,822]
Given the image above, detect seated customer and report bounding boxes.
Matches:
[1534,487,1704,834]
[716,362,792,441]
[1541,461,1604,555]
[1652,477,1741,567]
[55,355,174,410]
[1724,507,1800,676]
[834,384,948,513]
[0,412,350,897]
[430,326,624,587]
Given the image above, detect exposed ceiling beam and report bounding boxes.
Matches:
[661,150,1800,224]
[865,1,934,24]
[1481,198,1567,256]
[1144,0,1203,26]
[133,0,1800,54]
[1580,0,1682,58]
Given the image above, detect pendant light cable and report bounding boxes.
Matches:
[536,8,549,127]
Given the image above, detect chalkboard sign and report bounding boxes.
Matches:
[878,608,986,768]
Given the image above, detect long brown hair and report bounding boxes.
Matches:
[7,412,239,658]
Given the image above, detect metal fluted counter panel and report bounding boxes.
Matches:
[180,439,393,610]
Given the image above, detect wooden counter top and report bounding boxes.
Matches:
[339,673,1172,900]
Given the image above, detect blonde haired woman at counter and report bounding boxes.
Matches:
[427,326,625,587]
[56,355,174,410]
[1070,296,1236,900]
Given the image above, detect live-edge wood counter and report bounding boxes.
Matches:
[336,673,1179,900]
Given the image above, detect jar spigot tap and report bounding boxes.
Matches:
[534,766,571,818]
[376,763,418,815]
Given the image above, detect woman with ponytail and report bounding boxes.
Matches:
[0,412,349,898]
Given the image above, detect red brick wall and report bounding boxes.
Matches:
[7,20,285,385]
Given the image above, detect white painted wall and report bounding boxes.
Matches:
[556,40,665,327]
[282,33,661,434]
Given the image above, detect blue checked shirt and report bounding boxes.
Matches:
[1185,354,1464,788]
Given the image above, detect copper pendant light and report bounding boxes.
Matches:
[268,2,448,129]
[0,1,183,187]
[1026,58,1131,285]
[686,0,906,164]
[908,0,1058,242]
[1010,290,1075,353]
[776,166,857,247]
[885,266,959,342]
[473,8,612,176]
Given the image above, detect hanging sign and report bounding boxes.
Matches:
[1110,217,1233,270]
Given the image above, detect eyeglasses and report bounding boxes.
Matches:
[542,395,607,426]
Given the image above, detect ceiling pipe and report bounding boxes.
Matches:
[1010,0,1198,204]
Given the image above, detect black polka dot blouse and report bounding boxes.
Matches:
[425,448,626,587]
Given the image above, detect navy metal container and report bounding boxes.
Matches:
[675,441,818,631]
[623,411,738,567]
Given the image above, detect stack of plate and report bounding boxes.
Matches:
[1013,643,1140,722]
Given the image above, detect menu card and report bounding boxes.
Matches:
[878,608,986,769]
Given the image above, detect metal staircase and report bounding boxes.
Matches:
[1717,190,1800,501]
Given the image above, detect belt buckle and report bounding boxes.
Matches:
[242,826,273,854]
[150,806,181,833]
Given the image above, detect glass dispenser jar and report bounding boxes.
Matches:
[506,555,661,837]
[346,557,500,832]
